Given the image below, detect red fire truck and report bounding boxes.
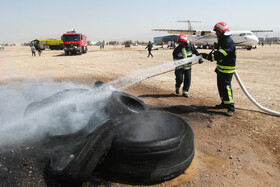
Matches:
[124,41,131,47]
[62,29,87,55]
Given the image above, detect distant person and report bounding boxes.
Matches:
[100,41,105,49]
[38,47,42,56]
[201,22,236,116]
[145,41,153,58]
[167,41,171,49]
[35,45,42,56]
[31,45,36,57]
[173,34,203,98]
[171,41,176,49]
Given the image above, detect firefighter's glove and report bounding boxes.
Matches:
[201,53,208,59]
[198,59,204,64]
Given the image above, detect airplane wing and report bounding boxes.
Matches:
[152,29,213,36]
[152,29,197,35]
[251,30,273,33]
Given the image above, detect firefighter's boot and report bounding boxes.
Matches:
[226,106,235,116]
[175,87,180,94]
[182,91,189,97]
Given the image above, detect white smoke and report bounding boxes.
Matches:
[0,80,114,148]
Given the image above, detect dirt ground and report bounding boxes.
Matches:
[0,44,279,186]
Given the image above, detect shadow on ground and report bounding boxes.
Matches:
[139,94,274,117]
[151,105,225,116]
[139,94,180,98]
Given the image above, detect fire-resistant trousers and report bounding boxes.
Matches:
[147,49,153,57]
[175,68,191,92]
[217,71,235,109]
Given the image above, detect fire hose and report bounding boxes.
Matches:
[197,57,280,116]
[200,47,279,116]
[234,71,280,116]
[146,56,280,117]
[111,54,279,117]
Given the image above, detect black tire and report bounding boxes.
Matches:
[94,80,105,87]
[98,111,194,184]
[83,46,87,53]
[247,46,252,50]
[24,89,89,116]
[43,89,147,139]
[104,91,149,120]
[24,101,42,116]
[47,120,117,185]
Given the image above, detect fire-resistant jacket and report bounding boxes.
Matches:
[173,43,200,70]
[207,36,236,74]
[145,43,153,50]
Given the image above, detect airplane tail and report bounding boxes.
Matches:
[177,20,201,31]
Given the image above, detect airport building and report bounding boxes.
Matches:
[258,37,280,44]
[154,35,178,44]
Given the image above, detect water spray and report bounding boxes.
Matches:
[108,56,201,90]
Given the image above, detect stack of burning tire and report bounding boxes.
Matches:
[97,111,194,185]
[36,83,194,185]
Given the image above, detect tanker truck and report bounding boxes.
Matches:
[62,29,87,55]
[31,39,64,50]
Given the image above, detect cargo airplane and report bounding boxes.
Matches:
[152,20,273,50]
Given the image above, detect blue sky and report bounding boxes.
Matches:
[1,0,279,43]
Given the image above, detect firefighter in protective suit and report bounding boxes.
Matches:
[173,34,203,97]
[201,22,236,116]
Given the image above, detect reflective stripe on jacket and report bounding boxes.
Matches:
[173,43,200,70]
[207,36,236,74]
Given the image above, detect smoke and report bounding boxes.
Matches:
[0,80,114,149]
[0,57,201,150]
[122,112,179,142]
